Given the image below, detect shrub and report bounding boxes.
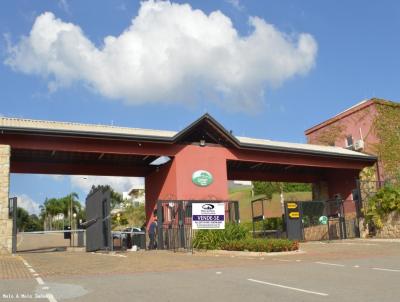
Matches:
[193,223,248,250]
[220,238,298,253]
[365,184,400,229]
[240,217,284,232]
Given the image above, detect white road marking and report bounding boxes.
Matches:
[315,261,345,267]
[21,257,58,302]
[92,252,127,258]
[47,293,58,302]
[353,265,360,268]
[216,272,222,275]
[372,267,400,272]
[247,278,329,296]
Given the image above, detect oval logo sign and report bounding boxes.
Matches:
[192,170,213,187]
[319,216,328,225]
[202,204,214,210]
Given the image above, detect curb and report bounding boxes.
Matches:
[194,249,305,257]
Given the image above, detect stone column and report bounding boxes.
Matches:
[0,145,11,254]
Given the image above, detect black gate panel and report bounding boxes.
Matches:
[85,188,111,252]
[284,201,303,240]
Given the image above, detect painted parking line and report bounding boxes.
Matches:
[372,268,400,273]
[36,277,45,285]
[315,261,345,267]
[247,278,328,296]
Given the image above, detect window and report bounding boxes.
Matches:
[346,135,353,147]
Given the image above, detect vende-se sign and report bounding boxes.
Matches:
[192,203,225,229]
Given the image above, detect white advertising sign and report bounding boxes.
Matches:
[192,203,225,229]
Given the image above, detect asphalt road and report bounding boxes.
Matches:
[1,240,400,302]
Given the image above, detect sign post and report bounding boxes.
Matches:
[192,203,225,230]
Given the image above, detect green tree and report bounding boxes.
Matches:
[253,182,311,198]
[88,185,124,210]
[16,207,30,232]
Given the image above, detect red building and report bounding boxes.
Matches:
[305,98,400,182]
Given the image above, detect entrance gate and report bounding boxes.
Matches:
[156,200,239,252]
[85,187,112,252]
[285,196,355,241]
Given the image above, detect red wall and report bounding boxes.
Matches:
[306,102,384,180]
[145,144,229,225]
[175,145,229,200]
[326,169,359,213]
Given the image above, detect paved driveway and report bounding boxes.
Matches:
[1,240,400,302]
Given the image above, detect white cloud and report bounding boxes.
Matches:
[4,1,317,112]
[58,0,70,14]
[226,0,244,11]
[70,175,144,195]
[16,194,41,215]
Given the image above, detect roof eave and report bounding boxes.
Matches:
[239,141,377,163]
[0,126,175,143]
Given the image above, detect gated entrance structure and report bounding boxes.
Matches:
[0,114,376,253]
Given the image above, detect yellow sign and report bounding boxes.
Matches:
[287,203,298,209]
[289,212,300,219]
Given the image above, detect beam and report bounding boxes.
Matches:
[11,161,153,177]
[0,133,183,157]
[227,169,324,183]
[227,149,373,170]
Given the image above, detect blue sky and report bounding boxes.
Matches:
[1,0,400,213]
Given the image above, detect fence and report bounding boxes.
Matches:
[299,198,356,241]
[16,229,85,253]
[156,200,239,252]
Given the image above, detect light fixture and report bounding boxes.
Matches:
[149,156,171,166]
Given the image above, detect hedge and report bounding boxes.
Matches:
[193,223,248,250]
[220,238,298,253]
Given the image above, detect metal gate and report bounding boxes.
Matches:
[285,196,353,241]
[85,187,112,252]
[156,200,239,252]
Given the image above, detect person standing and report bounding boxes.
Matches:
[148,216,158,250]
